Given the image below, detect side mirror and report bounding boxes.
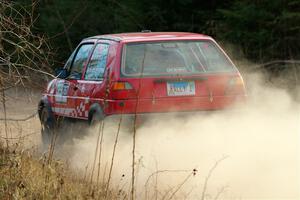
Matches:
[55,68,68,79]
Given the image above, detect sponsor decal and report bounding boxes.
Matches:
[55,80,69,103]
[52,98,89,118]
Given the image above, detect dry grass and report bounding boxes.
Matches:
[0,114,227,200]
[0,142,125,200]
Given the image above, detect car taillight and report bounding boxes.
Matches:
[112,82,133,90]
[110,81,136,99]
[225,76,246,95]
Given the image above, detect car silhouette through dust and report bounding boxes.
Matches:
[38,32,247,140]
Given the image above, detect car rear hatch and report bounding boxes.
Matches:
[110,40,246,113]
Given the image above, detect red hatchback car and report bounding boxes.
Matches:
[38,32,246,136]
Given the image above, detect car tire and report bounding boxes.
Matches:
[89,111,104,127]
[40,106,56,146]
[88,104,105,127]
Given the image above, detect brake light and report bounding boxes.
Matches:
[112,82,133,90]
[110,81,136,99]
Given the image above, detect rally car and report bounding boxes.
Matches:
[38,32,247,139]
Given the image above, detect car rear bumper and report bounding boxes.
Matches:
[105,94,247,115]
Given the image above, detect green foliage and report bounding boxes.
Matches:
[218,0,300,61]
[36,0,146,63]
[14,0,300,66]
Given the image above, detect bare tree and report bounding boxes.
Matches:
[0,0,53,92]
[0,1,53,147]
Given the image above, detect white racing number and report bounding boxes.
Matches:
[55,80,69,103]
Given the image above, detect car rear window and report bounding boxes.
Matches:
[121,40,236,77]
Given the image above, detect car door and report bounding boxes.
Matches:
[63,43,94,118]
[75,42,110,119]
[51,51,75,116]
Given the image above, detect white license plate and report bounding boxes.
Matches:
[167,81,195,96]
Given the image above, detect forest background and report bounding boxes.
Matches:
[12,0,300,68]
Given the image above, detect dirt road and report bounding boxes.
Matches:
[0,77,299,199]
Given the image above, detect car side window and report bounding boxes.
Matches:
[63,51,75,71]
[68,43,94,79]
[84,43,109,81]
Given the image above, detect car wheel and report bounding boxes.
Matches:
[88,104,105,127]
[89,111,104,127]
[40,106,56,146]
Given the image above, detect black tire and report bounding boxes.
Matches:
[40,106,56,145]
[88,104,105,127]
[89,111,104,127]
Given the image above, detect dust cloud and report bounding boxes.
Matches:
[59,72,300,199]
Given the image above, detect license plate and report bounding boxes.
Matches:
[167,81,195,96]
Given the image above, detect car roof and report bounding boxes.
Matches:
[85,32,212,43]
